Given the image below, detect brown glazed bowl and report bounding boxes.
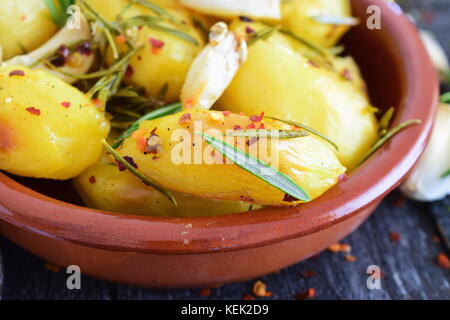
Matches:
[0,0,439,288]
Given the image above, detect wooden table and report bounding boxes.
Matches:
[0,0,449,300]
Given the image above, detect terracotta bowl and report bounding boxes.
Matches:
[0,0,439,288]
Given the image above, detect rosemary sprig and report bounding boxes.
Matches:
[102,139,177,206]
[248,26,280,46]
[197,132,311,202]
[359,119,422,165]
[379,107,395,136]
[225,130,309,139]
[311,15,360,26]
[440,92,450,103]
[267,117,339,151]
[442,169,450,179]
[122,15,199,45]
[131,0,181,26]
[278,29,329,58]
[112,102,182,148]
[44,0,75,27]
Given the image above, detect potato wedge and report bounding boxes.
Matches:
[85,0,205,102]
[0,65,110,179]
[218,22,378,170]
[74,153,253,217]
[281,0,353,48]
[117,109,345,206]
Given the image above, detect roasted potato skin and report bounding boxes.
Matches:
[0,66,110,180]
[219,22,378,170]
[74,153,252,217]
[0,0,58,60]
[85,0,205,102]
[281,0,352,48]
[117,109,345,206]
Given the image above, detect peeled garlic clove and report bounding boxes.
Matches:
[179,0,281,20]
[180,22,247,110]
[419,30,450,82]
[400,104,450,201]
[2,14,93,83]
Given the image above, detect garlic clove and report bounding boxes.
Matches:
[400,103,450,201]
[179,0,281,20]
[1,14,93,84]
[180,22,248,110]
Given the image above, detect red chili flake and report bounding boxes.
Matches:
[389,231,400,243]
[116,156,138,171]
[149,38,165,54]
[338,173,348,184]
[437,253,450,269]
[76,42,93,56]
[223,110,231,117]
[296,288,315,300]
[308,60,320,68]
[92,98,103,107]
[137,55,142,61]
[50,54,66,67]
[341,68,352,81]
[20,15,26,22]
[301,270,316,279]
[61,101,71,108]
[258,123,265,129]
[252,281,271,297]
[249,112,264,122]
[283,193,299,202]
[246,123,256,129]
[125,65,134,78]
[116,161,126,172]
[233,125,242,131]
[26,107,40,115]
[178,113,191,125]
[246,26,255,34]
[246,137,259,147]
[199,288,212,297]
[150,127,158,137]
[8,70,25,77]
[116,34,126,44]
[88,176,96,184]
[328,243,342,253]
[242,294,255,300]
[392,193,405,208]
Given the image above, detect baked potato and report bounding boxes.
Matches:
[218,21,378,170]
[0,0,58,60]
[281,0,353,48]
[117,109,346,206]
[0,65,110,179]
[74,153,253,217]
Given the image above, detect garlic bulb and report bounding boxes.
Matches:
[400,104,450,201]
[1,14,93,84]
[180,22,248,110]
[179,0,281,20]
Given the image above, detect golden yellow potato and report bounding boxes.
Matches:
[0,65,110,180]
[333,55,369,98]
[218,22,378,170]
[74,153,253,217]
[117,109,346,206]
[281,0,353,47]
[85,0,205,102]
[0,0,58,60]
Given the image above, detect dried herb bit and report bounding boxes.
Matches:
[268,117,339,151]
[44,0,75,27]
[311,15,360,26]
[8,70,25,77]
[225,129,309,139]
[379,107,395,135]
[248,26,280,46]
[102,139,177,206]
[440,92,450,103]
[112,102,182,149]
[197,132,311,202]
[359,119,422,165]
